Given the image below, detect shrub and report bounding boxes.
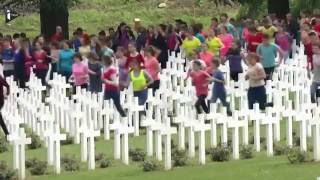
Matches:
[29,160,47,176]
[26,158,38,169]
[209,146,230,162]
[172,149,188,167]
[142,160,161,172]
[99,158,112,168]
[0,136,8,153]
[95,153,107,162]
[0,161,16,180]
[240,145,254,159]
[28,134,42,149]
[129,148,146,162]
[287,147,308,164]
[274,144,290,156]
[61,155,80,171]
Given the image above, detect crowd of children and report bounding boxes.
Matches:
[0,9,319,122]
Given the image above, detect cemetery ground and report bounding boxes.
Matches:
[0,0,237,37]
[1,120,320,180]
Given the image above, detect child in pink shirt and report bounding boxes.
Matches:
[219,26,234,58]
[189,60,210,114]
[144,46,160,93]
[199,43,214,75]
[275,24,292,63]
[71,53,89,90]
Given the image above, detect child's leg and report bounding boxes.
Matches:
[210,93,218,104]
[197,95,209,114]
[111,91,126,117]
[218,92,231,113]
[0,113,9,135]
[310,82,319,103]
[256,86,267,110]
[195,97,202,114]
[247,88,255,110]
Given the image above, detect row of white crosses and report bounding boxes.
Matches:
[2,42,320,180]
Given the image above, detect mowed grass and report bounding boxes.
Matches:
[0,0,238,38]
[1,119,320,180]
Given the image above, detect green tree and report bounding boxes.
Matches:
[0,0,78,39]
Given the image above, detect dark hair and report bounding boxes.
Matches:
[228,40,241,55]
[159,24,167,32]
[98,30,106,36]
[109,27,115,32]
[192,23,203,34]
[193,60,202,67]
[309,31,318,37]
[13,33,20,39]
[212,59,220,68]
[20,33,26,38]
[220,13,228,18]
[248,25,257,32]
[62,40,71,48]
[144,46,156,56]
[73,53,83,61]
[102,55,112,66]
[211,17,218,22]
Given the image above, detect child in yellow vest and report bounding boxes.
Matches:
[129,59,153,105]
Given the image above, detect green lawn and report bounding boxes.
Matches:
[1,119,320,180]
[0,0,238,38]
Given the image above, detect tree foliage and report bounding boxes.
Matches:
[0,0,79,14]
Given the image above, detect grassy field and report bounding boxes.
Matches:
[0,0,238,38]
[1,120,320,180]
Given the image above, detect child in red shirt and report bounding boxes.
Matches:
[102,55,126,117]
[189,60,210,114]
[33,42,49,85]
[247,25,263,53]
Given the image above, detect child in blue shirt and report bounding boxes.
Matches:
[1,38,14,77]
[209,59,232,116]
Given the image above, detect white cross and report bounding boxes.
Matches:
[309,110,320,161]
[249,103,263,152]
[282,100,296,147]
[7,128,31,180]
[110,115,134,165]
[172,104,187,150]
[227,111,247,160]
[261,108,278,156]
[193,114,210,165]
[44,123,66,174]
[160,110,177,170]
[206,103,222,148]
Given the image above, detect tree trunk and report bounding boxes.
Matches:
[267,0,289,19]
[40,0,69,40]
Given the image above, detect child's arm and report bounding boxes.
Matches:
[207,77,224,83]
[46,55,58,61]
[88,69,97,75]
[276,46,284,65]
[144,71,154,87]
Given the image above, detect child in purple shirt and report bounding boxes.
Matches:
[225,40,243,82]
